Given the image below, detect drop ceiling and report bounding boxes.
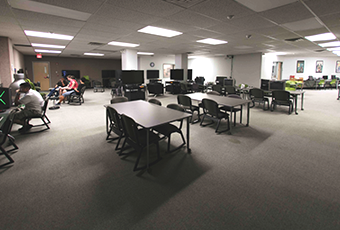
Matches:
[0,0,339,59]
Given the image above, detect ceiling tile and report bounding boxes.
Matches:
[31,0,106,14]
[304,0,340,17]
[227,14,276,30]
[282,18,323,31]
[235,0,298,13]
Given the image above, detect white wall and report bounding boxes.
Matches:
[138,54,175,83]
[188,56,231,83]
[233,52,262,87]
[13,48,25,73]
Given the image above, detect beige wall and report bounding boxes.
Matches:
[24,56,121,86]
[13,48,25,73]
[0,37,12,87]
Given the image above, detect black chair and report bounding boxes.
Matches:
[249,88,269,110]
[0,112,18,167]
[153,104,186,153]
[68,86,86,105]
[271,90,293,114]
[25,98,51,130]
[177,95,200,124]
[200,98,230,134]
[106,107,125,150]
[120,114,161,171]
[212,85,224,96]
[148,98,162,106]
[110,96,128,104]
[225,86,239,95]
[219,94,243,126]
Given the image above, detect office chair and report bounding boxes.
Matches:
[68,86,86,105]
[0,112,18,167]
[148,98,162,106]
[249,88,269,110]
[225,86,239,95]
[211,85,224,96]
[271,90,293,114]
[200,98,230,134]
[110,96,128,104]
[177,95,200,124]
[120,114,161,171]
[24,98,51,131]
[153,104,186,153]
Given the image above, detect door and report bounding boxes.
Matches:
[272,62,283,80]
[33,62,51,91]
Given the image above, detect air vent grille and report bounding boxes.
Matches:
[70,54,81,57]
[284,37,304,42]
[14,44,31,47]
[314,50,325,52]
[88,42,106,46]
[163,0,207,8]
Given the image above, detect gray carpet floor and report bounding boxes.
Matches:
[1,89,340,230]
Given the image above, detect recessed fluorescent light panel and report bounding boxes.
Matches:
[84,53,104,56]
[196,38,228,45]
[318,41,340,47]
[305,33,336,42]
[108,41,139,47]
[137,52,154,55]
[25,30,73,40]
[34,49,62,53]
[138,26,182,38]
[31,43,66,49]
[327,47,340,51]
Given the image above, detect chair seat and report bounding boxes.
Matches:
[219,105,242,112]
[153,123,180,136]
[137,129,160,146]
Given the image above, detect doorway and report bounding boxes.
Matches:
[33,62,51,91]
[272,62,283,80]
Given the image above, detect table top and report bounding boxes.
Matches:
[264,90,305,95]
[105,100,192,129]
[186,92,251,107]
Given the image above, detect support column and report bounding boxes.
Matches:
[121,49,138,70]
[0,37,13,87]
[175,53,188,80]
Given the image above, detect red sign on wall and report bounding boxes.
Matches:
[36,53,42,58]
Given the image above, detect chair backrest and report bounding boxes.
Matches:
[177,95,192,107]
[272,90,290,102]
[148,98,162,106]
[107,107,122,131]
[212,85,222,93]
[227,94,242,99]
[202,98,219,117]
[225,86,236,94]
[80,86,86,95]
[0,113,15,145]
[121,114,140,146]
[167,103,185,112]
[207,90,220,96]
[249,88,264,99]
[41,99,49,116]
[110,96,128,104]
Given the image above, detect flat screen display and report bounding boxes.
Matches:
[187,69,192,80]
[0,87,11,111]
[216,76,226,85]
[62,70,80,79]
[147,70,159,79]
[121,70,144,85]
[170,69,184,80]
[224,79,234,86]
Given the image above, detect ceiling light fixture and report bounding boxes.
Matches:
[226,15,234,20]
[34,49,62,53]
[137,52,154,55]
[196,38,228,45]
[318,41,340,47]
[138,26,182,38]
[108,41,139,47]
[246,35,252,39]
[84,53,104,56]
[305,32,336,42]
[25,30,73,40]
[31,43,66,49]
[327,47,340,51]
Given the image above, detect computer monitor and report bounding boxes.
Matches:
[224,79,234,86]
[269,81,285,90]
[147,70,159,79]
[187,69,192,80]
[261,79,269,90]
[331,75,336,79]
[121,70,144,85]
[323,75,328,80]
[170,69,184,81]
[216,76,226,85]
[62,70,80,79]
[0,87,12,112]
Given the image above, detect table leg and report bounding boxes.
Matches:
[106,109,109,135]
[246,102,250,126]
[146,128,150,169]
[301,92,304,110]
[228,107,233,134]
[186,117,191,153]
[294,95,298,115]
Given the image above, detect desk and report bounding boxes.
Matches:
[186,92,251,134]
[105,100,192,169]
[265,90,305,115]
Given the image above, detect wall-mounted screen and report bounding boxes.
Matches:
[0,87,11,111]
[121,70,144,85]
[147,70,159,79]
[62,70,80,79]
[187,69,192,80]
[170,69,184,80]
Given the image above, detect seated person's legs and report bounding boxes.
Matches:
[13,109,40,132]
[57,90,75,104]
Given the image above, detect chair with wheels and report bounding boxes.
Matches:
[249,88,269,110]
[106,107,125,150]
[271,90,293,114]
[120,114,161,171]
[0,112,18,167]
[25,98,51,130]
[148,98,162,106]
[153,104,186,153]
[177,95,200,123]
[200,98,230,134]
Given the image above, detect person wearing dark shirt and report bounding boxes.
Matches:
[56,77,85,105]
[47,77,69,97]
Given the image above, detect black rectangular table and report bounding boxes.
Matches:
[105,100,192,169]
[186,92,251,134]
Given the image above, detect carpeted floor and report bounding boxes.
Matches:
[1,89,340,230]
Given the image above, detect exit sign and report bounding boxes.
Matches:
[37,53,42,58]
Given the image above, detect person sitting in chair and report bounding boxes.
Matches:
[47,77,69,97]
[56,75,78,104]
[57,77,86,105]
[14,82,44,133]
